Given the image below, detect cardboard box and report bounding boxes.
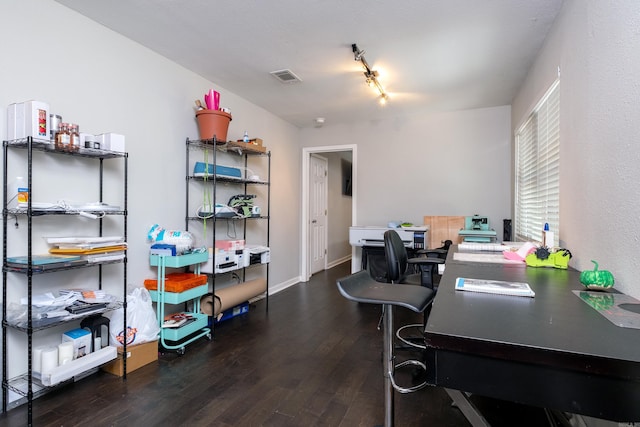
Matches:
[101,340,158,377]
[228,140,267,153]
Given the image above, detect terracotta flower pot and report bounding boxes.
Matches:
[195,109,232,142]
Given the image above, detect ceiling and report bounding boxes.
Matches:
[55,0,564,129]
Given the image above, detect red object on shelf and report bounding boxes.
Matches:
[144,273,207,293]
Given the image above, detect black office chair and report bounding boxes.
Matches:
[336,270,433,427]
[384,230,446,289]
[415,239,452,290]
[384,230,442,349]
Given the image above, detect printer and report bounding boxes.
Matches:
[349,226,429,250]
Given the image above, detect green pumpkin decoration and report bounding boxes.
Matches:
[580,260,615,290]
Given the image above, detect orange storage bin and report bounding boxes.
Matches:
[144,273,207,293]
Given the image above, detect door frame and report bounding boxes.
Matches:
[301,144,357,281]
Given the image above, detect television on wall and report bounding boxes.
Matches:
[341,159,352,196]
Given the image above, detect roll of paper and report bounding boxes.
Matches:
[58,342,74,365]
[41,347,58,374]
[200,278,267,317]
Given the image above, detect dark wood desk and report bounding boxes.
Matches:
[424,248,640,423]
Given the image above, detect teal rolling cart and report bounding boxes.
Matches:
[149,252,211,354]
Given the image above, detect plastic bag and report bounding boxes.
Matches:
[106,287,159,346]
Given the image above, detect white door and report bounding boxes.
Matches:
[309,154,328,274]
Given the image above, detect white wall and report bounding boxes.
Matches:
[300,106,512,237]
[512,0,640,299]
[0,0,301,380]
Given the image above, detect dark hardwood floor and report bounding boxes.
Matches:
[1,261,557,426]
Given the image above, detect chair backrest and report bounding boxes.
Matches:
[384,230,408,284]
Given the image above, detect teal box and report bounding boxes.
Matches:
[193,162,241,178]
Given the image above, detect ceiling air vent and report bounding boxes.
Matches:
[270,69,302,83]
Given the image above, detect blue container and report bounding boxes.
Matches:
[193,162,241,178]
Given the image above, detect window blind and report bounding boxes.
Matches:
[515,80,560,246]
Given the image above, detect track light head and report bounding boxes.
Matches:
[351,43,389,104]
[352,43,365,61]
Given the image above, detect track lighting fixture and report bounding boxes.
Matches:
[351,43,389,104]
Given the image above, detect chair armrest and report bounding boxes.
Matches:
[408,257,444,266]
[415,248,448,257]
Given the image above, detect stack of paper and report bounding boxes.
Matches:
[458,242,514,252]
[59,288,109,302]
[6,254,87,271]
[46,236,126,262]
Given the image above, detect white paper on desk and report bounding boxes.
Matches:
[458,242,512,252]
[453,252,525,265]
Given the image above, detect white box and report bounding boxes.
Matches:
[96,133,125,152]
[215,239,245,251]
[25,100,50,140]
[7,100,50,141]
[7,103,24,140]
[62,328,93,359]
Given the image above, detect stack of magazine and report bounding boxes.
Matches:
[455,277,535,298]
[163,312,196,328]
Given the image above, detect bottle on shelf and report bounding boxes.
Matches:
[69,124,80,152]
[10,176,28,207]
[55,122,70,151]
[243,131,249,143]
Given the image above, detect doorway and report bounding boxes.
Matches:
[309,154,328,275]
[301,145,357,281]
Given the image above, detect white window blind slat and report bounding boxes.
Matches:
[515,80,560,246]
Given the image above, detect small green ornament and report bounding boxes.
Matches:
[580,260,615,290]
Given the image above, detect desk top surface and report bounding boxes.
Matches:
[425,247,640,372]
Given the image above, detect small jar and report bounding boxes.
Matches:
[50,114,62,142]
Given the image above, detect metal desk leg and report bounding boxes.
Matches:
[446,389,490,427]
[383,304,395,427]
